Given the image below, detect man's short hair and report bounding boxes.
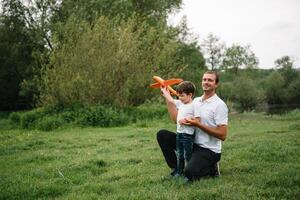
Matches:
[176,81,196,96]
[204,70,219,84]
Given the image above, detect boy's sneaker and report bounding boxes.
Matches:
[170,168,177,176]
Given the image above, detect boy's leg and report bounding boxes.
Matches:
[184,145,221,181]
[182,134,194,163]
[176,133,185,175]
[156,129,177,170]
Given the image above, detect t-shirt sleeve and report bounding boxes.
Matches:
[174,99,182,110]
[215,102,228,125]
[193,98,201,117]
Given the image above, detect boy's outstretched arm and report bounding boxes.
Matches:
[160,86,177,123]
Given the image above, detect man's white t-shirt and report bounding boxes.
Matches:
[193,94,228,153]
[174,100,195,135]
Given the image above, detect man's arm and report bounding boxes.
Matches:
[183,118,227,141]
[160,87,177,123]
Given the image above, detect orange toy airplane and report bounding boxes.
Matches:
[150,76,183,96]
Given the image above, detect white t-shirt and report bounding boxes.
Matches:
[193,94,228,153]
[174,100,195,135]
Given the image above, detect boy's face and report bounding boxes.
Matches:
[178,92,193,104]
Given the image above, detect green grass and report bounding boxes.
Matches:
[0,112,299,199]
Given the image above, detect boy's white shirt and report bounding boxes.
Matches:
[174,99,195,135]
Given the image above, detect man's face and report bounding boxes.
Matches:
[202,73,218,92]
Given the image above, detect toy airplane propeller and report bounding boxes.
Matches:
[150,76,183,96]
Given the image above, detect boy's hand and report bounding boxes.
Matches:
[178,118,187,125]
[160,86,174,102]
[182,117,201,126]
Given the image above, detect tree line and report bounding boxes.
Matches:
[0,0,299,112]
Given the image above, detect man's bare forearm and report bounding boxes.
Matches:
[184,118,227,141]
[196,123,227,141]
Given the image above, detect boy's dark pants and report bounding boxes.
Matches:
[157,129,221,180]
[176,133,194,174]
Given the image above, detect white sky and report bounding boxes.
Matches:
[168,0,300,69]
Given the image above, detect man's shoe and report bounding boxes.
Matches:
[211,162,220,177]
[183,176,192,184]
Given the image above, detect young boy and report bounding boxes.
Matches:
[163,81,198,176]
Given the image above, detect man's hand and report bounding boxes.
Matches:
[182,117,201,126]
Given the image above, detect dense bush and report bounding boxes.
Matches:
[8,103,168,131]
[8,112,22,124]
[75,106,130,127]
[19,108,52,129]
[35,116,64,131]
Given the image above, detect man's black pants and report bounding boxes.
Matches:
[157,129,221,180]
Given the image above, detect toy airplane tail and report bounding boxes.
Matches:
[150,76,183,96]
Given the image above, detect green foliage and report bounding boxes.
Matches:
[176,42,206,96]
[19,108,49,129]
[52,0,182,26]
[263,71,285,104]
[40,16,186,107]
[75,106,130,127]
[35,115,64,131]
[8,103,168,130]
[8,112,22,124]
[218,82,235,102]
[286,74,300,104]
[222,44,258,73]
[231,77,265,112]
[281,109,300,120]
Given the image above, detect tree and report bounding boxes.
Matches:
[0,0,41,109]
[275,55,294,70]
[201,33,225,70]
[51,0,182,26]
[39,16,188,107]
[222,44,259,74]
[231,76,265,112]
[263,71,285,105]
[176,42,206,95]
[274,56,297,86]
[286,73,300,104]
[0,0,60,110]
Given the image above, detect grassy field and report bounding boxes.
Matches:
[0,111,299,199]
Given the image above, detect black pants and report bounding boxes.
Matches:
[157,129,221,180]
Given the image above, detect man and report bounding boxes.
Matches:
[157,70,228,181]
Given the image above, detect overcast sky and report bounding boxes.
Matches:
[168,0,300,69]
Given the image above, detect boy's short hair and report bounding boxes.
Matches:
[176,81,196,96]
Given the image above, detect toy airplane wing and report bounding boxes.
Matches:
[150,76,183,96]
[150,79,183,88]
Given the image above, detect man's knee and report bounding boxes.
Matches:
[184,164,211,181]
[156,129,168,142]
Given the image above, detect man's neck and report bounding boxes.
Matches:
[202,91,215,101]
